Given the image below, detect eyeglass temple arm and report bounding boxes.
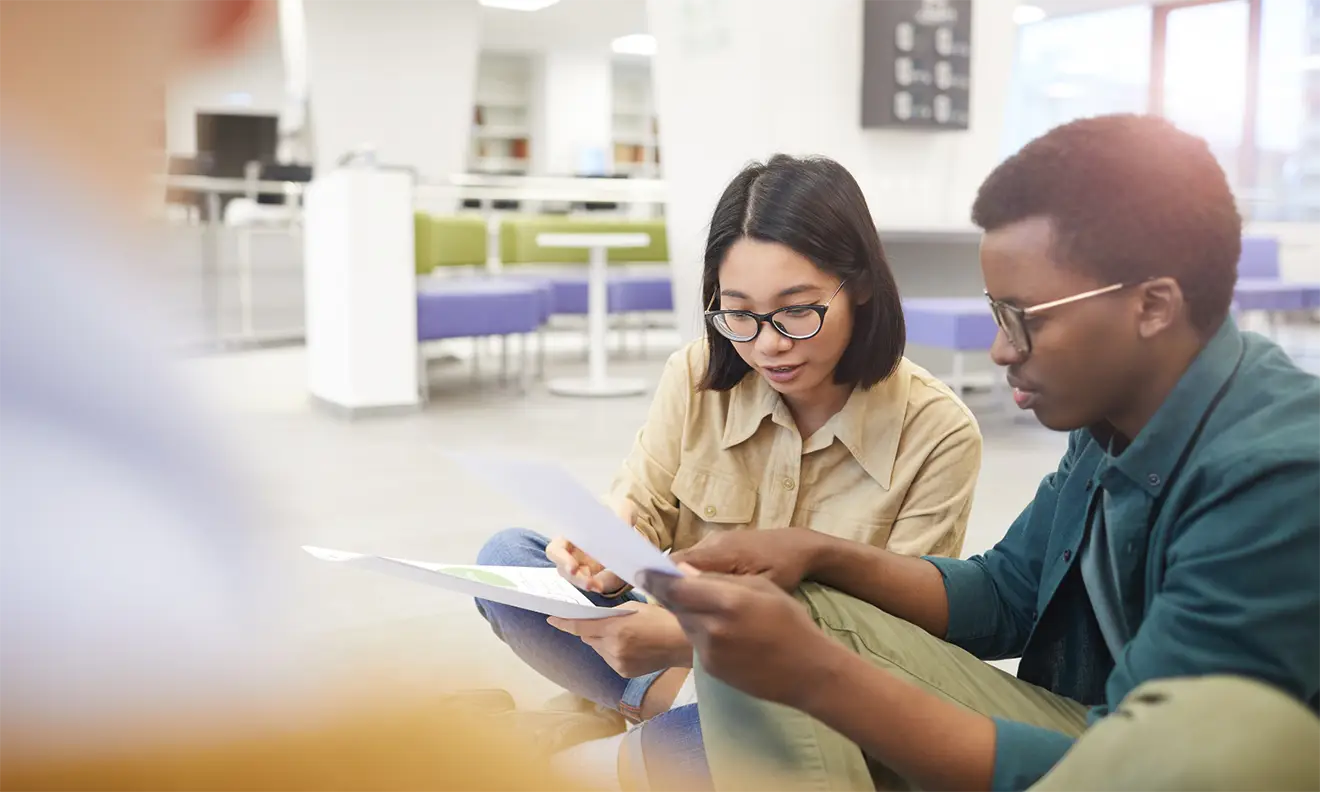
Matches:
[1023,282,1126,315]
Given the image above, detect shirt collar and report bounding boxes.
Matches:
[1092,318,1245,494]
[720,365,911,490]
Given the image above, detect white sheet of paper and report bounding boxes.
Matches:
[301,546,625,620]
[455,454,683,586]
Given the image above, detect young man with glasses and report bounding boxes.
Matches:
[641,115,1320,791]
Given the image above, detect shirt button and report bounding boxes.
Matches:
[704,505,717,518]
[1062,549,1072,562]
[1085,480,1094,491]
[782,477,796,491]
[1148,473,1161,486]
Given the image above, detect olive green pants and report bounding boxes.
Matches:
[696,583,1320,791]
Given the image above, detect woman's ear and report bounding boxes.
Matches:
[851,277,873,306]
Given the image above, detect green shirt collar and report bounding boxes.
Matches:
[1092,318,1245,495]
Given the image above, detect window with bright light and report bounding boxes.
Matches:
[1003,0,1319,223]
[1251,0,1319,220]
[1001,5,1152,159]
[1161,0,1250,188]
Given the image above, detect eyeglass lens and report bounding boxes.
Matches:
[989,303,1030,353]
[713,306,823,341]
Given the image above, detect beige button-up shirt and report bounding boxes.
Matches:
[609,340,982,558]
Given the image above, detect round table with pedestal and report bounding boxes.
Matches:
[535,232,651,398]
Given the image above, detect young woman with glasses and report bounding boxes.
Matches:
[473,154,982,789]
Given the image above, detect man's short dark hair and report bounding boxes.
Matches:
[700,154,906,391]
[972,114,1241,335]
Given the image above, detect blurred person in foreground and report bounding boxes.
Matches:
[0,2,562,788]
[1,0,279,757]
[0,6,583,792]
[641,115,1320,791]
[0,4,649,792]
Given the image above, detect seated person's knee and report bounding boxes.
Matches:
[477,528,547,567]
[1038,676,1320,791]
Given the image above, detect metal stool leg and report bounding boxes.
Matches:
[520,332,533,394]
[418,347,430,404]
[500,334,510,386]
[537,326,546,379]
[989,364,1009,414]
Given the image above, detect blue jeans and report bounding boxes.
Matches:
[476,528,711,790]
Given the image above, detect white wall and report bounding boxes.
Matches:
[166,0,635,179]
[166,20,286,156]
[647,0,1018,339]
[535,51,613,175]
[304,0,481,180]
[480,0,647,52]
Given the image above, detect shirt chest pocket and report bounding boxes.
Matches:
[800,505,893,546]
[670,464,758,549]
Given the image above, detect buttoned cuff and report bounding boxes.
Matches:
[923,555,999,643]
[990,717,1076,791]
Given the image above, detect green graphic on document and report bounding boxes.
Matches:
[439,567,517,588]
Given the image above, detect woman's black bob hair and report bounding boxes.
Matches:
[699,154,906,391]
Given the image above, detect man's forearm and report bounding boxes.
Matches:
[806,535,951,638]
[792,640,996,791]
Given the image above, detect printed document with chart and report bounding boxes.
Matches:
[303,546,623,620]
[305,454,685,619]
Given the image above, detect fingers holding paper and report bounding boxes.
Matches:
[548,601,693,678]
[545,536,626,595]
[638,571,833,708]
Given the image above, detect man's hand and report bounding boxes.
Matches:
[669,528,827,592]
[547,601,692,678]
[638,570,838,708]
[545,537,627,595]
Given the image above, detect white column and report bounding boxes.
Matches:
[304,0,481,180]
[304,168,418,414]
[647,0,1017,343]
[533,50,614,176]
[276,0,310,162]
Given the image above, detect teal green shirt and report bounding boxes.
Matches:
[926,319,1320,791]
[1080,478,1128,658]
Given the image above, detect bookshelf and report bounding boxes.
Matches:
[470,53,533,175]
[611,60,660,178]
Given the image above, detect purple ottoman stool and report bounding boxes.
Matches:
[902,297,999,393]
[416,277,550,397]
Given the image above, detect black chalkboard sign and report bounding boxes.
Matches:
[861,0,972,130]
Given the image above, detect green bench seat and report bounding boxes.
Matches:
[415,213,487,274]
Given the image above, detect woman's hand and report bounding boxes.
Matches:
[547,602,692,678]
[545,537,627,595]
[669,527,828,592]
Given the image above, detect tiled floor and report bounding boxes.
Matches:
[179,322,1319,705]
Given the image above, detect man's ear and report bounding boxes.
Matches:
[1135,277,1184,340]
